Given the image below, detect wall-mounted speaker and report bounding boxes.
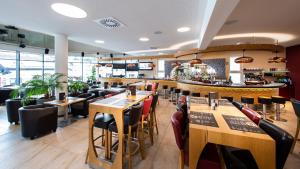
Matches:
[45,48,49,54]
[81,52,84,57]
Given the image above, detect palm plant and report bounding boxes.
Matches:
[10,73,66,105]
[68,79,88,96]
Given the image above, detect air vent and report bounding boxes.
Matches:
[225,20,238,25]
[94,17,125,29]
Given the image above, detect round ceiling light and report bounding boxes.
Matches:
[139,37,149,42]
[177,27,190,33]
[51,3,87,18]
[95,40,104,44]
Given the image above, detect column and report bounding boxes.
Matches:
[55,34,68,95]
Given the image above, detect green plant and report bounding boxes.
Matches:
[68,80,88,96]
[10,73,66,105]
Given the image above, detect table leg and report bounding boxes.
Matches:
[189,127,207,169]
[111,110,124,169]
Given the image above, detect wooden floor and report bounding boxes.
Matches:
[0,98,299,169]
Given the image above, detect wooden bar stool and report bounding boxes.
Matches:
[258,96,272,119]
[221,96,233,102]
[169,87,175,102]
[241,96,254,107]
[162,85,168,99]
[270,96,287,122]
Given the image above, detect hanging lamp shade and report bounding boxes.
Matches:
[190,58,202,67]
[234,49,254,63]
[148,62,156,68]
[268,48,286,63]
[95,63,102,67]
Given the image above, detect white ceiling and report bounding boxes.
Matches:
[0,0,211,55]
[210,0,300,47]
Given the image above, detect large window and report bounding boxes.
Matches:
[20,52,43,83]
[68,56,82,81]
[44,54,55,74]
[126,60,139,78]
[229,57,241,83]
[83,56,97,81]
[157,60,165,78]
[0,50,17,86]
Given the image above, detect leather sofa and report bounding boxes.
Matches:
[70,93,95,118]
[19,104,58,139]
[5,99,22,124]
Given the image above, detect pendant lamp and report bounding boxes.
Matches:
[234,49,254,63]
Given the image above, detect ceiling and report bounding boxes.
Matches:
[210,0,300,47]
[0,0,211,55]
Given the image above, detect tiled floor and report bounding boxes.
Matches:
[0,98,299,169]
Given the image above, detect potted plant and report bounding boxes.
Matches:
[68,80,88,96]
[10,73,66,105]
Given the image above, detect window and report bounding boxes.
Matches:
[44,54,55,74]
[20,52,43,83]
[0,50,17,86]
[83,56,97,81]
[68,56,82,81]
[157,60,165,78]
[229,57,241,83]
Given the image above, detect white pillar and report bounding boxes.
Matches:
[55,34,68,95]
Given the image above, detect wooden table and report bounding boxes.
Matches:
[87,91,153,169]
[189,103,275,169]
[44,97,85,125]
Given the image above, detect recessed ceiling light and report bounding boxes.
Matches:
[139,37,149,42]
[95,40,104,44]
[140,37,149,42]
[51,3,87,18]
[177,27,190,33]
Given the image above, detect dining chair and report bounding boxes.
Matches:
[290,98,300,153]
[150,93,159,134]
[108,103,144,169]
[171,110,221,169]
[141,95,154,144]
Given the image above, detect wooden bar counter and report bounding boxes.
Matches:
[99,78,284,103]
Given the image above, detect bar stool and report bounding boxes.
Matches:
[169,87,175,102]
[191,92,201,97]
[162,85,168,99]
[241,96,254,107]
[270,96,287,122]
[258,96,272,119]
[174,89,181,105]
[221,96,233,102]
[290,98,300,153]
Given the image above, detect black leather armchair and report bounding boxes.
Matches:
[5,99,22,124]
[0,88,13,105]
[70,93,95,118]
[19,104,58,139]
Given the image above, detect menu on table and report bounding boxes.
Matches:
[189,111,219,127]
[222,115,265,134]
[136,90,152,95]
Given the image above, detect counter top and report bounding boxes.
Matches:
[178,80,285,88]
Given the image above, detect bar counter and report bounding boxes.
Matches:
[99,78,285,103]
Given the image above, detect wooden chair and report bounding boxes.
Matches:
[141,95,154,144]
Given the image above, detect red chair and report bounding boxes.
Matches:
[141,95,154,144]
[241,107,261,125]
[171,110,221,169]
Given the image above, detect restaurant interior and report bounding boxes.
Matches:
[0,0,300,169]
